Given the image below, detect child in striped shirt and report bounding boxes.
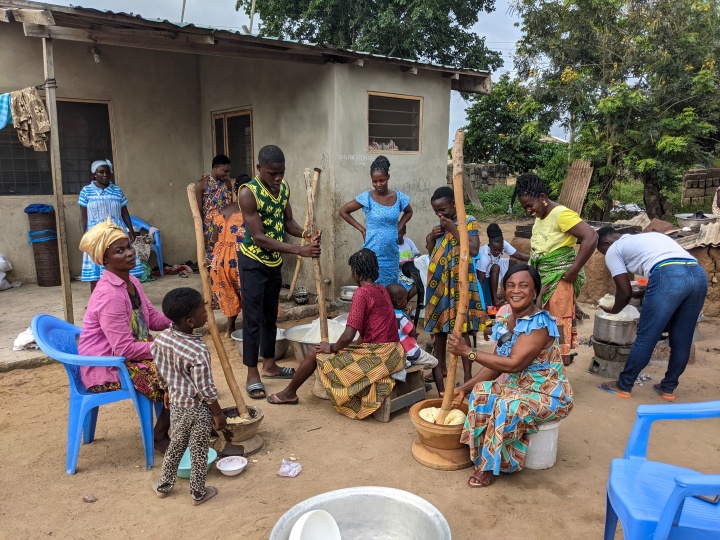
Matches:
[387,284,444,395]
[152,287,226,506]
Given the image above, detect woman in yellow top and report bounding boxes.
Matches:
[510,173,598,365]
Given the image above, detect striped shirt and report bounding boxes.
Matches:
[152,326,218,409]
[78,182,130,230]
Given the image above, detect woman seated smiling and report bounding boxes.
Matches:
[447,264,574,488]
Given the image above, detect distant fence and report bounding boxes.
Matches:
[446,163,509,192]
[682,168,720,206]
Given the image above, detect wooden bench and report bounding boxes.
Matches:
[373,364,426,423]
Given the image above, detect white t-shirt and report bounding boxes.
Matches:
[473,241,517,275]
[604,233,696,279]
[398,238,420,264]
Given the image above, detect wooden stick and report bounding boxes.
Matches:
[43,38,74,324]
[286,168,321,300]
[304,169,329,340]
[186,184,249,418]
[436,129,469,425]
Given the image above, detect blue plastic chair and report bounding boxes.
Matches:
[604,400,720,539]
[31,314,162,474]
[130,215,164,276]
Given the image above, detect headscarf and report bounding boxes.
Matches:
[91,159,113,174]
[79,216,127,266]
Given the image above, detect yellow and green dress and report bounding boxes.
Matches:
[239,177,288,266]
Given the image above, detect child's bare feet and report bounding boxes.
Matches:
[192,486,218,506]
[152,481,168,498]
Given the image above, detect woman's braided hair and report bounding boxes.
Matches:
[348,248,379,282]
[370,155,390,175]
[510,172,550,209]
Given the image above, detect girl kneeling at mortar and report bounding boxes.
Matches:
[267,249,405,419]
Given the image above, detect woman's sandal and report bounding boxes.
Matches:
[267,393,299,405]
[246,382,266,399]
[467,469,496,488]
[653,383,675,402]
[598,381,631,398]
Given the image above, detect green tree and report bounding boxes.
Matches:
[463,73,551,173]
[235,0,503,71]
[512,0,720,219]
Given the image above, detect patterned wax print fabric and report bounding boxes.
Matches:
[530,246,585,355]
[209,212,244,318]
[10,87,50,151]
[316,342,405,419]
[461,311,573,474]
[240,178,289,267]
[78,181,143,281]
[356,190,410,286]
[424,216,484,334]
[201,173,232,261]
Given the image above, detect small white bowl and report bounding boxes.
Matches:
[289,510,341,540]
[216,456,248,477]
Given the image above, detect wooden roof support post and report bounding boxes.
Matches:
[42,38,74,324]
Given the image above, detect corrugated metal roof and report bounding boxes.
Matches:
[673,221,720,249]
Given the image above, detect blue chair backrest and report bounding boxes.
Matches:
[130,216,152,234]
[33,315,86,395]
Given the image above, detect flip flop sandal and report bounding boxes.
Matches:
[152,481,167,499]
[598,381,631,398]
[653,383,676,401]
[246,382,266,400]
[267,393,300,405]
[192,486,218,506]
[265,367,296,379]
[178,271,188,278]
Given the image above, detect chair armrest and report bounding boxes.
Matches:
[623,401,720,460]
[50,351,126,368]
[654,474,720,539]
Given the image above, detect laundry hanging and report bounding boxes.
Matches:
[0,93,11,130]
[10,87,50,151]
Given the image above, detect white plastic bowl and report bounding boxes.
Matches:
[288,510,341,540]
[215,455,248,477]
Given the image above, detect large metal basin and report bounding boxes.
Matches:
[285,323,359,363]
[593,316,637,346]
[231,329,288,360]
[676,212,719,229]
[269,486,451,540]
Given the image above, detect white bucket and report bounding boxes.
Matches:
[524,419,562,470]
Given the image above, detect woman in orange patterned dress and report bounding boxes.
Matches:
[210,203,244,337]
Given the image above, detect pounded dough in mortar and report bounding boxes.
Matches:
[418,407,467,425]
[419,407,440,423]
[226,416,250,425]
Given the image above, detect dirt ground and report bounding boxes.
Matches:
[1,304,719,540]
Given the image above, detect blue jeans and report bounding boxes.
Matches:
[617,263,707,393]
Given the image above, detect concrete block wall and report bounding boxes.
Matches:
[446,163,509,192]
[682,168,720,206]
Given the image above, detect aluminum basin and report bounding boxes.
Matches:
[231,329,288,360]
[284,323,359,363]
[269,486,451,540]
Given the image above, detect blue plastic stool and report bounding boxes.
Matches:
[130,216,164,276]
[32,314,162,474]
[604,400,720,539]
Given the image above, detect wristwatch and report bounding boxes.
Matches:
[467,349,477,362]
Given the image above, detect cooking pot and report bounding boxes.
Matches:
[593,316,638,345]
[339,286,357,301]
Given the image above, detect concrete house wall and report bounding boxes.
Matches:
[2,22,453,295]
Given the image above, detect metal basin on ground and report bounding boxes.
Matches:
[675,212,719,229]
[285,323,359,362]
[231,329,288,360]
[269,486,451,540]
[593,316,638,346]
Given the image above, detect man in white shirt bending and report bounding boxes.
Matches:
[596,227,707,401]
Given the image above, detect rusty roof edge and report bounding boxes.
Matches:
[672,221,720,250]
[1,0,491,80]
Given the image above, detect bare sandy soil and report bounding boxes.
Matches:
[1,306,719,540]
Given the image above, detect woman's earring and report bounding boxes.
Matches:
[543,201,548,207]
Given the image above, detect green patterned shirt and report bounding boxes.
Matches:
[240,177,289,267]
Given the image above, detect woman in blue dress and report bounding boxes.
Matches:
[79,159,143,292]
[339,156,413,286]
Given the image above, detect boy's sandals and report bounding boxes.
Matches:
[192,486,218,506]
[653,383,676,402]
[246,381,266,399]
[598,381,631,398]
[152,481,167,499]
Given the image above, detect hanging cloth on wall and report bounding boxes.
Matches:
[10,87,50,151]
[0,93,11,130]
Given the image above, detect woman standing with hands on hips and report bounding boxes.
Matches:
[511,173,597,365]
[339,156,413,286]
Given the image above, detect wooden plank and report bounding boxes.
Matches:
[23,25,327,64]
[0,9,15,23]
[11,8,54,25]
[558,159,594,215]
[401,66,418,75]
[452,75,492,95]
[42,38,74,324]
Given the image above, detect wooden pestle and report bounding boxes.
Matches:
[286,168,321,300]
[435,129,469,425]
[186,184,249,419]
[304,169,329,340]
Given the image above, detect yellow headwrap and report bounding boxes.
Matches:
[79,216,128,266]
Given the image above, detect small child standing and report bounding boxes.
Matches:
[387,283,445,395]
[209,202,245,337]
[398,225,422,302]
[152,287,227,506]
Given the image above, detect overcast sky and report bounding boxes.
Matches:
[46,0,562,145]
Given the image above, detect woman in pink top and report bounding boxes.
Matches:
[78,218,172,450]
[267,249,405,419]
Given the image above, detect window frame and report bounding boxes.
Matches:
[367,91,423,155]
[212,109,255,178]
